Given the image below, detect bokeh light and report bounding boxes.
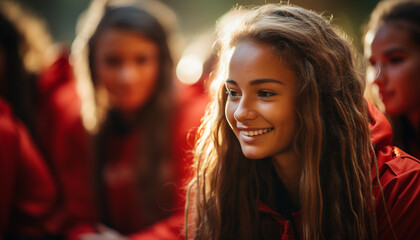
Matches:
[176,54,204,85]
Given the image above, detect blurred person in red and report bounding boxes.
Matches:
[36,0,208,239]
[0,1,57,239]
[364,0,420,159]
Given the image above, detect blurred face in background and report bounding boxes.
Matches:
[368,22,420,117]
[94,28,160,113]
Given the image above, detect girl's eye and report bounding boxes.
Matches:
[135,55,150,65]
[104,55,122,67]
[258,90,276,98]
[389,56,404,64]
[226,89,239,99]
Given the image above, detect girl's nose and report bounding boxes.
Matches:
[118,64,137,84]
[372,66,385,87]
[234,98,258,122]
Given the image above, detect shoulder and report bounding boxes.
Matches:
[379,147,420,187]
[374,147,420,239]
[375,147,420,199]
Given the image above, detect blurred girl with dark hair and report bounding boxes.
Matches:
[186,3,420,240]
[38,0,206,239]
[364,0,420,159]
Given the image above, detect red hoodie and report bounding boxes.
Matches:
[258,100,420,239]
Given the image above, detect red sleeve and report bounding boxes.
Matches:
[0,112,19,236]
[0,105,56,237]
[39,100,98,237]
[374,153,420,240]
[36,51,99,236]
[60,119,98,238]
[13,121,57,236]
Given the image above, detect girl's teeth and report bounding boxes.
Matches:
[242,128,273,136]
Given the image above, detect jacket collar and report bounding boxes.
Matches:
[366,99,396,178]
[367,99,393,150]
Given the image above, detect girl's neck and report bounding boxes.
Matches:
[120,110,137,125]
[108,108,143,134]
[272,153,302,206]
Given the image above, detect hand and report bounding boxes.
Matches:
[80,224,129,240]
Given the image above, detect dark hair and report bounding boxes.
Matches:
[366,0,420,44]
[87,5,175,228]
[0,11,36,133]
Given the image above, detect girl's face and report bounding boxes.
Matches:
[225,40,298,161]
[94,28,160,112]
[368,23,420,117]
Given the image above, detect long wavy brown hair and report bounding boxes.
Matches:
[186,4,376,240]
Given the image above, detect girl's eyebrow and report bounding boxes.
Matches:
[383,46,407,56]
[225,78,284,85]
[250,78,284,85]
[225,79,238,85]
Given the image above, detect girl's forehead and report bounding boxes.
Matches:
[372,22,417,49]
[225,40,297,89]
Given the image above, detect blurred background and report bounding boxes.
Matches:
[17,0,380,52]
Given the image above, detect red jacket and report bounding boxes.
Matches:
[368,100,420,239]
[258,101,420,239]
[0,98,56,238]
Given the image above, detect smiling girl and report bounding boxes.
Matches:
[186,4,420,240]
